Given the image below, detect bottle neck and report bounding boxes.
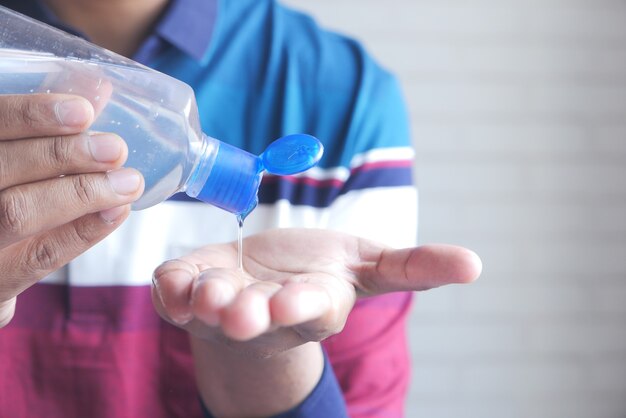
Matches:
[185,134,264,216]
[184,133,219,198]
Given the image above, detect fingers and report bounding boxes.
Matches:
[276,275,355,342]
[218,282,280,341]
[0,206,130,303]
[215,278,346,342]
[153,265,345,342]
[0,93,138,250]
[0,132,127,189]
[40,63,113,118]
[356,242,483,295]
[192,276,337,342]
[155,266,276,341]
[0,94,94,140]
[190,269,243,326]
[0,168,144,248]
[269,283,332,327]
[152,260,200,325]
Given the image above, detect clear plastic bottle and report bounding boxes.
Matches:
[0,6,322,216]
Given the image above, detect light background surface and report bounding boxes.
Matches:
[281,1,626,417]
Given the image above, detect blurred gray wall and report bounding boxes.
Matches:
[282,1,626,417]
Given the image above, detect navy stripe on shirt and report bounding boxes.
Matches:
[169,164,413,207]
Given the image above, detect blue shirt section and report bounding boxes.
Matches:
[133,0,217,64]
[150,0,411,164]
[1,1,413,416]
[153,0,413,207]
[200,351,349,418]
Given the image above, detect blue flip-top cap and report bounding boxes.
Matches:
[195,141,263,215]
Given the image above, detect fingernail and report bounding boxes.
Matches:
[55,99,93,127]
[99,205,127,224]
[152,271,194,326]
[107,168,142,195]
[171,312,194,326]
[88,134,123,162]
[152,274,166,305]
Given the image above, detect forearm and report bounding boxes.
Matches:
[191,338,324,418]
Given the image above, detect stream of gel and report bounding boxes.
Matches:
[233,133,324,273]
[236,214,244,272]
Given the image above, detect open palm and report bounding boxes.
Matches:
[152,228,481,357]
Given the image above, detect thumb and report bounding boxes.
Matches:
[355,243,482,295]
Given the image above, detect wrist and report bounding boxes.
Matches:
[191,337,324,418]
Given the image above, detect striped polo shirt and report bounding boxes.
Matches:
[0,0,418,417]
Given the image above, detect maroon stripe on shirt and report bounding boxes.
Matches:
[9,283,161,332]
[5,284,412,418]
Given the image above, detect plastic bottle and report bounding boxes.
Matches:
[0,5,323,216]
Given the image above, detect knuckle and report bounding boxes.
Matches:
[25,238,62,274]
[48,136,74,168]
[19,99,48,129]
[69,216,98,247]
[18,219,103,280]
[0,96,21,130]
[0,190,28,236]
[71,174,101,206]
[0,146,9,184]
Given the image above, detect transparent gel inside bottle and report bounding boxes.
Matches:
[0,5,323,216]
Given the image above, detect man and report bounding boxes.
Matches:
[0,0,481,417]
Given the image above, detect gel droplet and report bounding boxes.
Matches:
[261,134,323,175]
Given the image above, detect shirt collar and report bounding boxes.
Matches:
[0,0,217,62]
[155,0,217,62]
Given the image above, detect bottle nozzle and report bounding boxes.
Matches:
[187,134,323,217]
[190,140,263,216]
